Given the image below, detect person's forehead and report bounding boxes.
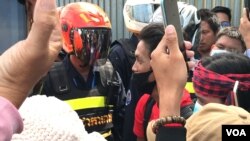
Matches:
[136,40,149,52]
[135,41,150,58]
[215,12,230,21]
[216,36,242,49]
[217,35,238,42]
[200,21,211,29]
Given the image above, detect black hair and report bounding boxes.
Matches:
[197,8,220,34]
[139,23,164,54]
[202,53,250,74]
[211,6,232,22]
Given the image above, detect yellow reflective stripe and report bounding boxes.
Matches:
[102,130,112,138]
[65,96,105,110]
[185,82,195,94]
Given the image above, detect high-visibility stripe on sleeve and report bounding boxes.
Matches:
[102,130,112,138]
[185,82,195,94]
[65,96,106,110]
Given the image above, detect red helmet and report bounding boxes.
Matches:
[60,2,112,66]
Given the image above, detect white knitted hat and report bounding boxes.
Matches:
[11,95,106,141]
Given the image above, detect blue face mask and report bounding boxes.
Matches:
[193,100,203,113]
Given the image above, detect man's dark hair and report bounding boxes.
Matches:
[202,53,250,74]
[139,23,164,53]
[197,8,220,34]
[211,6,232,22]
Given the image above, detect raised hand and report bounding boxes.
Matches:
[150,25,189,117]
[239,8,250,49]
[0,0,62,108]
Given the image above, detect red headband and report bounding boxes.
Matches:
[192,62,250,105]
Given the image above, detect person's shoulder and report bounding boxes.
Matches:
[135,94,151,118]
[109,39,126,57]
[137,94,151,107]
[109,43,123,52]
[110,38,135,50]
[108,43,128,63]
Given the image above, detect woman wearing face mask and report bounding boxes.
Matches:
[123,23,194,141]
[192,53,250,113]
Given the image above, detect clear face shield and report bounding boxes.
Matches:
[128,4,159,23]
[70,28,111,66]
[0,1,27,54]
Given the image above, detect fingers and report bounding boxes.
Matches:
[187,60,196,70]
[151,25,180,59]
[242,8,247,19]
[184,40,193,60]
[27,0,58,50]
[36,0,57,11]
[184,41,192,50]
[240,9,247,25]
[48,23,63,58]
[186,49,194,59]
[165,25,181,55]
[152,28,170,54]
[33,0,57,28]
[239,8,250,49]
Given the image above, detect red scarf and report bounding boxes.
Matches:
[192,62,250,105]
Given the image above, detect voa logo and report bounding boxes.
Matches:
[226,129,246,136]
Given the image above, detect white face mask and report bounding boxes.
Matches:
[193,100,203,113]
[210,49,229,56]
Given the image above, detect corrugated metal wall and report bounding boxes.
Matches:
[179,0,244,27]
[57,0,244,41]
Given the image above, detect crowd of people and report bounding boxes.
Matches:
[0,0,250,141]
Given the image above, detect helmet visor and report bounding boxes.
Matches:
[71,28,111,66]
[128,4,158,23]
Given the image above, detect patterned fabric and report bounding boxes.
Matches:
[11,95,106,141]
[193,62,250,105]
